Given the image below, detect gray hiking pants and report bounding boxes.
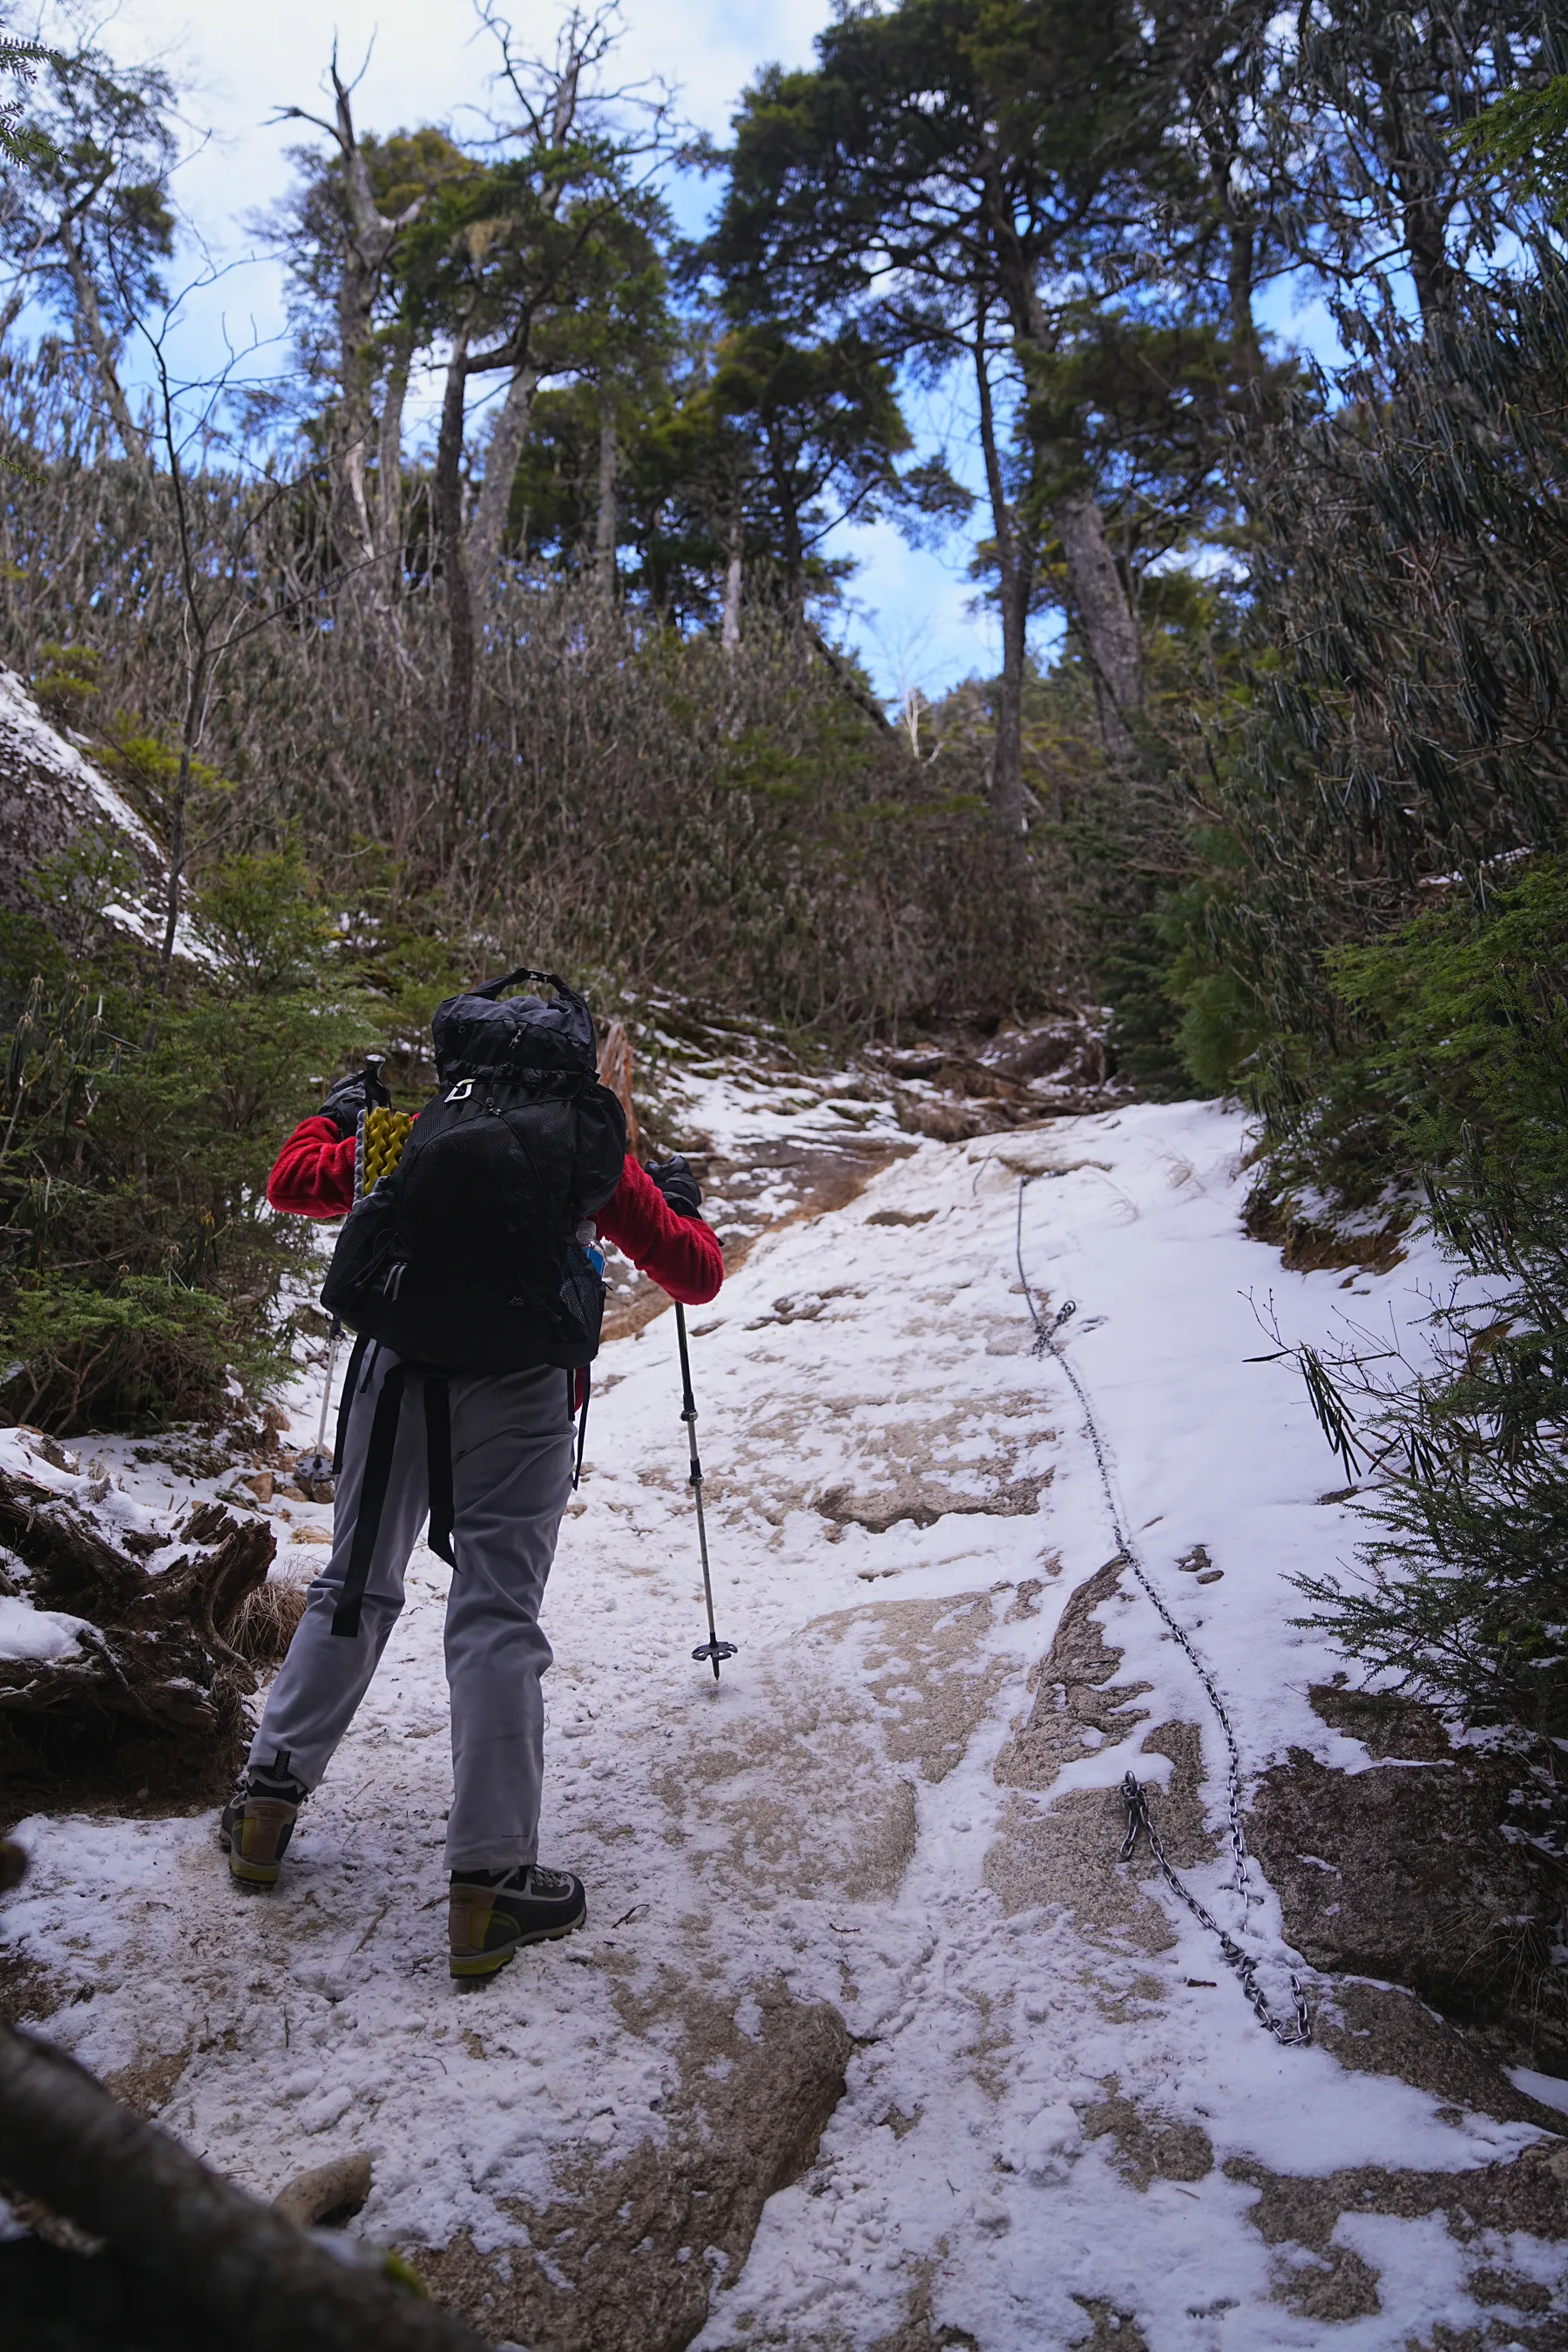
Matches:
[249,1346,576,1874]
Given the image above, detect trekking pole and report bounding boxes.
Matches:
[676,1303,736,1680]
[293,1319,341,1494]
[294,1054,384,1495]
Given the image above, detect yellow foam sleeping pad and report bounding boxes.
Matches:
[358,1105,414,1191]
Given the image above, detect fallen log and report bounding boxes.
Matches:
[0,1475,273,1633]
[2,2230,209,2352]
[0,2024,491,2352]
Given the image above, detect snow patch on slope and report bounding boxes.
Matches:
[0,666,212,962]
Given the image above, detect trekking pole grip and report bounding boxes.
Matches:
[675,1301,698,1423]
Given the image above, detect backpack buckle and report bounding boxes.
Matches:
[445,1079,474,1101]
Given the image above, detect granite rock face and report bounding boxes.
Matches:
[411,1980,851,2352]
[0,667,166,927]
[1248,1738,1568,2066]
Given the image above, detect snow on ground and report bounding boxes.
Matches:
[4,1091,1565,2349]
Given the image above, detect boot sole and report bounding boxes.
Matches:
[228,1855,282,1889]
[449,1903,586,1982]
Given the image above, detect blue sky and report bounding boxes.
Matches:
[80,0,1326,707]
[62,0,1003,702]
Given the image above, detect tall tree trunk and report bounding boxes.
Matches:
[59,217,149,475]
[151,638,212,1020]
[1227,213,1261,382]
[334,233,378,569]
[280,61,426,572]
[1192,64,1262,389]
[974,318,1028,836]
[436,335,475,797]
[992,230,1145,794]
[1401,171,1455,325]
[1368,41,1456,329]
[721,541,743,652]
[341,421,374,565]
[1056,490,1144,782]
[772,453,805,625]
[466,362,537,603]
[593,399,618,594]
[375,328,413,604]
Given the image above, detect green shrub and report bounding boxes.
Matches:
[1328,858,1568,1241]
[1,1275,271,1432]
[0,840,375,1434]
[1292,857,1568,1754]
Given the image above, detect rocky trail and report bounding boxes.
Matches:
[5,1042,1568,2351]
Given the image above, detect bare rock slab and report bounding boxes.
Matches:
[993,1556,1150,1790]
[1229,2140,1568,2320]
[1248,1745,1568,2065]
[1314,1978,1568,2132]
[411,1979,851,2352]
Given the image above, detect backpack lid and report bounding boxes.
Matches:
[432,966,598,1082]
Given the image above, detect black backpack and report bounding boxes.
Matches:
[321,967,627,1373]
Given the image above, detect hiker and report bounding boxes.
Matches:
[220,970,723,1982]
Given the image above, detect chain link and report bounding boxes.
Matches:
[1014,1178,1312,2046]
[1120,1775,1313,2044]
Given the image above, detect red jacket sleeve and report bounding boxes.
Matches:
[598,1157,724,1306]
[266,1122,724,1308]
[267,1115,356,1220]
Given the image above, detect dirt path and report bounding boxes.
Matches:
[6,1095,1568,2350]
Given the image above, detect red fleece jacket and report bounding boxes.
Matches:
[267,1114,724,1306]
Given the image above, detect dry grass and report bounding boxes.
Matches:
[1242,1183,1410,1274]
[227,1578,308,1666]
[0,355,1061,1035]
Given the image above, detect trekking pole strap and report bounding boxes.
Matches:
[424,1375,455,1566]
[572,1366,591,1490]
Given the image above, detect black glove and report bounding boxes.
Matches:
[646,1153,702,1220]
[319,1073,370,1139]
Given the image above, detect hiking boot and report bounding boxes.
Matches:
[448,1864,586,1982]
[220,1761,308,1889]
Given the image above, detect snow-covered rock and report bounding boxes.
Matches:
[0,666,206,959]
[0,1593,89,1663]
[0,667,153,891]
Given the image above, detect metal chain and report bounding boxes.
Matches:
[1120,1775,1313,2044]
[1014,1178,1312,2046]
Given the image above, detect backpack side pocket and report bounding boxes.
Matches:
[558,1239,607,1355]
[321,1186,401,1328]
